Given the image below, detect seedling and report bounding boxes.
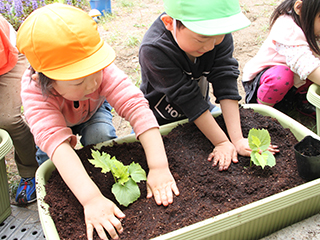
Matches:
[89,149,147,207]
[248,128,276,169]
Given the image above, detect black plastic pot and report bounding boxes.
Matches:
[294,135,320,181]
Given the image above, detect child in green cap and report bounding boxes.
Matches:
[17,3,179,240]
[139,0,279,171]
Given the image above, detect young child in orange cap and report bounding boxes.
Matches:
[17,3,179,240]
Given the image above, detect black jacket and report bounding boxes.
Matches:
[139,13,241,125]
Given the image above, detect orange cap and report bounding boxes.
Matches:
[16,3,115,81]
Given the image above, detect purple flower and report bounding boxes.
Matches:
[38,0,45,7]
[31,0,38,10]
[24,0,32,8]
[14,0,23,17]
[66,0,72,5]
[5,2,11,15]
[0,1,5,13]
[75,0,83,7]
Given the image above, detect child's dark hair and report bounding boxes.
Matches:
[175,20,185,30]
[270,0,320,55]
[30,67,55,96]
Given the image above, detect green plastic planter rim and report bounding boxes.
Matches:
[0,129,13,160]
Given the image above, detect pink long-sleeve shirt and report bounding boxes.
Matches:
[21,63,159,159]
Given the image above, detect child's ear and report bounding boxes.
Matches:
[31,72,39,82]
[294,0,303,15]
[161,14,174,31]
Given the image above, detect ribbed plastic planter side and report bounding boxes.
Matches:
[0,129,13,224]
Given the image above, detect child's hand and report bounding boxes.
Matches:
[83,195,125,240]
[146,168,179,206]
[207,141,238,171]
[233,138,279,156]
[232,138,252,157]
[267,144,279,154]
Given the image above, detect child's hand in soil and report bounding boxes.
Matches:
[146,167,179,206]
[232,137,252,157]
[233,138,279,156]
[84,195,125,240]
[207,141,238,171]
[267,144,279,154]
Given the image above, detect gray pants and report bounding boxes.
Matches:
[0,53,38,178]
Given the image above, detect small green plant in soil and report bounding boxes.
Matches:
[248,128,276,169]
[89,149,146,207]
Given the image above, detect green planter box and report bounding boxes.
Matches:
[36,104,320,240]
[307,83,320,135]
[0,129,13,224]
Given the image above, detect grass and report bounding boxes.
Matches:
[6,159,20,201]
[285,109,317,134]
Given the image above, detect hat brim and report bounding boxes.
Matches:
[182,11,251,36]
[43,41,116,81]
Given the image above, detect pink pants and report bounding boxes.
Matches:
[257,65,312,106]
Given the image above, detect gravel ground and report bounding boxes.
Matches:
[262,214,320,240]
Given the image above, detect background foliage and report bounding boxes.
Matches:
[0,0,89,30]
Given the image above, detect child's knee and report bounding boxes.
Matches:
[257,65,294,105]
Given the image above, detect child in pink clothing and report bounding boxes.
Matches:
[242,0,320,118]
[17,4,179,240]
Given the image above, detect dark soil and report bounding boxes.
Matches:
[44,107,306,240]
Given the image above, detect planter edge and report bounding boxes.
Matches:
[36,103,320,240]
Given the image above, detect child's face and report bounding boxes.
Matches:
[314,13,320,37]
[175,26,225,61]
[52,70,103,101]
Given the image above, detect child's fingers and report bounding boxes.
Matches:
[86,223,94,240]
[152,188,162,205]
[160,188,169,206]
[207,152,214,162]
[111,209,125,236]
[171,182,180,196]
[146,184,153,199]
[93,224,109,240]
[268,144,279,154]
[232,150,238,163]
[218,156,227,171]
[164,185,174,205]
[114,206,125,220]
[100,220,120,240]
[213,154,221,168]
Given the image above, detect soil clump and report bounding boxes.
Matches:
[44,107,306,239]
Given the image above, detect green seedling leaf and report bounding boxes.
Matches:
[248,128,270,152]
[109,160,130,185]
[89,150,112,173]
[265,150,276,167]
[111,179,141,207]
[252,151,269,169]
[248,128,276,169]
[250,135,261,151]
[89,150,147,207]
[128,162,147,183]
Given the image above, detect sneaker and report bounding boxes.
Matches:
[295,92,316,119]
[15,177,36,205]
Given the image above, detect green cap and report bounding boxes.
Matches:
[163,0,251,36]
